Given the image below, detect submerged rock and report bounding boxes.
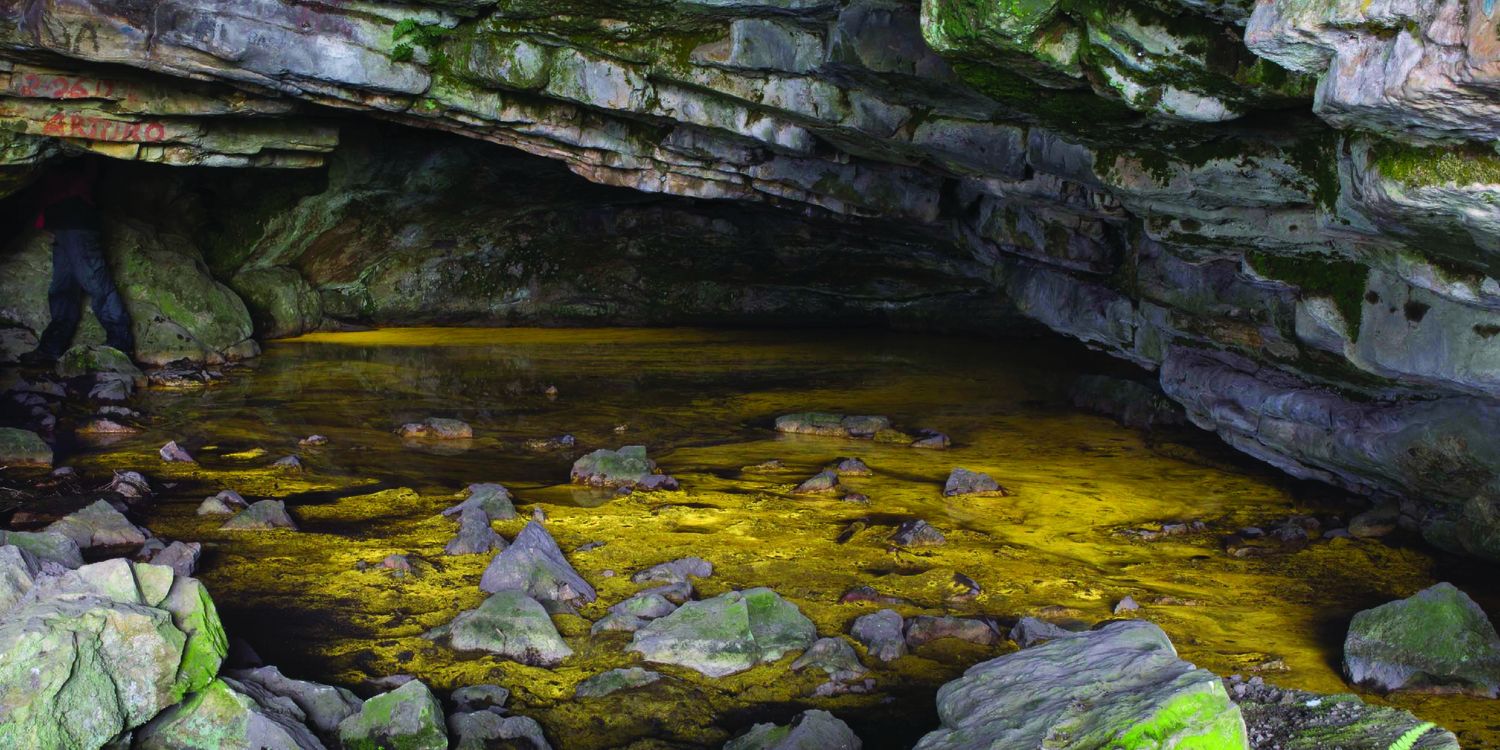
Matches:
[338,679,447,750]
[725,710,862,750]
[222,500,299,531]
[397,418,473,440]
[45,498,149,548]
[78,417,141,435]
[1229,676,1460,749]
[570,445,676,489]
[447,711,552,750]
[160,440,196,463]
[793,470,840,494]
[198,489,250,515]
[523,434,575,451]
[427,589,573,667]
[851,609,907,663]
[942,467,1009,497]
[0,426,51,467]
[442,483,518,522]
[575,667,661,698]
[298,434,328,446]
[0,559,227,749]
[445,506,507,556]
[227,665,363,739]
[775,413,890,439]
[479,522,596,612]
[631,556,713,585]
[910,430,951,449]
[629,588,817,677]
[134,676,324,750]
[914,621,1246,749]
[1343,583,1500,698]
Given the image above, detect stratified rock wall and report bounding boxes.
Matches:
[0,0,1496,556]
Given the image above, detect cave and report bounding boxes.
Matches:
[1,1,1498,749]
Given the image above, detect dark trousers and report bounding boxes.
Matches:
[35,229,134,357]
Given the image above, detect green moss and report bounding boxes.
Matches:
[1370,139,1500,188]
[1246,251,1369,332]
[1116,688,1246,748]
[393,19,452,68]
[1283,130,1341,212]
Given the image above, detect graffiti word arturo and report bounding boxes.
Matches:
[42,112,166,142]
[14,73,122,100]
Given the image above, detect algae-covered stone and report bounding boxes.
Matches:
[441,482,517,521]
[478,521,596,612]
[428,589,573,667]
[913,620,1246,749]
[397,418,473,440]
[0,545,41,612]
[222,499,298,531]
[0,426,51,467]
[444,506,506,556]
[45,498,149,548]
[570,445,673,488]
[231,265,323,339]
[338,679,447,750]
[0,529,83,568]
[0,559,227,749]
[56,344,143,382]
[199,489,250,515]
[943,467,1008,497]
[1343,583,1500,698]
[851,609,907,662]
[447,711,553,750]
[574,667,661,698]
[228,665,362,738]
[134,676,325,750]
[632,556,713,584]
[629,587,817,677]
[725,709,862,750]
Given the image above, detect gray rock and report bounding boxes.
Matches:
[397,418,473,439]
[1009,617,1082,648]
[828,457,872,476]
[478,522,596,612]
[569,445,675,489]
[574,667,661,698]
[160,440,195,463]
[442,483,518,522]
[890,519,946,546]
[591,612,651,634]
[640,581,695,604]
[904,616,998,648]
[0,427,51,467]
[914,621,1246,749]
[298,435,328,446]
[45,499,149,548]
[910,430,950,449]
[107,471,152,499]
[146,540,202,576]
[427,590,573,667]
[631,556,713,585]
[793,470,840,494]
[1344,583,1500,697]
[790,637,869,682]
[609,591,678,619]
[447,711,552,750]
[227,665,363,738]
[725,710,862,750]
[338,680,447,750]
[134,676,325,750]
[629,588,817,677]
[222,500,298,531]
[449,685,509,713]
[272,455,303,471]
[0,530,83,568]
[445,506,507,556]
[851,609,906,662]
[0,545,41,612]
[1348,503,1401,539]
[1113,595,1140,614]
[199,489,250,515]
[942,468,1007,497]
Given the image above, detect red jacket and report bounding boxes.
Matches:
[32,160,100,230]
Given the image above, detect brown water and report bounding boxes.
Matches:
[65,327,1500,748]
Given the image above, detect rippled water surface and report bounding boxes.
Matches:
[67,328,1500,748]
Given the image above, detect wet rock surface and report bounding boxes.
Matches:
[629,588,817,677]
[338,679,447,750]
[479,522,596,612]
[1344,583,1500,698]
[427,589,573,667]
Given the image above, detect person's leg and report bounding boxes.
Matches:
[31,232,84,360]
[74,231,134,356]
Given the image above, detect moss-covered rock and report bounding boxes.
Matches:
[629,587,818,677]
[337,679,448,750]
[1344,582,1500,698]
[230,266,323,339]
[134,677,325,749]
[0,426,51,467]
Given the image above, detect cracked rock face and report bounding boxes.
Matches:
[0,0,1499,555]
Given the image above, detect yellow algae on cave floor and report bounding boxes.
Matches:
[59,327,1500,749]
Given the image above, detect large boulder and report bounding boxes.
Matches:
[337,679,447,750]
[227,665,363,740]
[478,521,595,612]
[629,588,817,677]
[0,559,227,749]
[134,676,324,750]
[0,426,51,467]
[447,711,552,750]
[570,445,677,489]
[0,529,83,568]
[426,589,573,667]
[444,506,506,556]
[725,710,862,750]
[1343,583,1500,698]
[914,621,1247,749]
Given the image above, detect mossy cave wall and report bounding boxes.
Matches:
[1,0,1499,559]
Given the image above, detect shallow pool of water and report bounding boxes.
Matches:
[67,327,1500,748]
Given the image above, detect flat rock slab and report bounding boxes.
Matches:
[428,589,573,667]
[725,709,862,750]
[630,587,817,677]
[914,621,1247,750]
[45,498,149,548]
[1344,582,1500,697]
